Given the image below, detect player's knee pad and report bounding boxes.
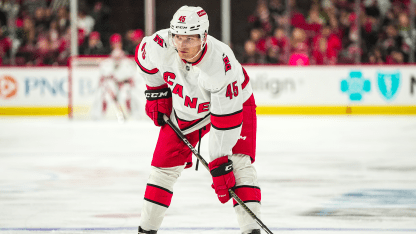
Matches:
[229,154,261,207]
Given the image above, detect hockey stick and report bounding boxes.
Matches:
[103,82,126,123]
[163,115,274,234]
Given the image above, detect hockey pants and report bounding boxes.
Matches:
[139,154,261,233]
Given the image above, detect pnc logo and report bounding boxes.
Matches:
[0,75,18,99]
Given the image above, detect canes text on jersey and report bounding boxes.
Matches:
[163,72,210,114]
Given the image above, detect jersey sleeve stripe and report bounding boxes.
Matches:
[242,67,250,90]
[134,44,159,74]
[146,84,168,90]
[211,110,243,130]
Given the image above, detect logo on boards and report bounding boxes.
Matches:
[377,71,400,101]
[341,71,371,101]
[0,75,18,99]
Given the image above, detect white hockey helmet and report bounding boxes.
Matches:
[169,6,209,41]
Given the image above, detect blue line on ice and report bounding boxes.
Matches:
[1,227,416,232]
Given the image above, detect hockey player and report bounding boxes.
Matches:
[92,47,141,120]
[135,6,261,234]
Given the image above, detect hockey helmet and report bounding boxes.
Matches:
[169,6,209,48]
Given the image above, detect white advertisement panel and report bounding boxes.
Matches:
[0,67,68,106]
[1,64,415,116]
[244,65,416,106]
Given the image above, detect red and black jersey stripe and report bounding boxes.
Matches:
[211,110,243,130]
[175,111,211,131]
[242,67,250,90]
[135,44,159,74]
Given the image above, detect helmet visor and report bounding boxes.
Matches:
[172,34,203,49]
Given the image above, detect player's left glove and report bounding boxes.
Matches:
[144,84,172,126]
[208,156,236,204]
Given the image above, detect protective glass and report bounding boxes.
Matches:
[172,34,203,49]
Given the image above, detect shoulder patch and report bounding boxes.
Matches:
[222,53,232,74]
[140,42,147,59]
[153,34,165,48]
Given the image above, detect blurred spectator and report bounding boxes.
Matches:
[268,0,286,21]
[91,1,111,45]
[288,27,310,65]
[77,9,95,36]
[15,17,36,65]
[0,7,6,27]
[305,3,325,37]
[33,7,49,35]
[291,27,308,50]
[55,27,71,65]
[248,0,275,34]
[124,29,144,55]
[266,27,289,63]
[56,7,70,35]
[381,8,396,28]
[0,26,12,65]
[242,40,266,64]
[49,20,60,51]
[367,47,385,64]
[33,36,55,65]
[379,24,404,53]
[288,42,310,65]
[249,28,267,56]
[364,0,391,18]
[337,12,362,64]
[386,48,405,64]
[22,0,47,16]
[311,24,341,65]
[397,12,415,57]
[361,6,381,56]
[80,31,107,55]
[110,33,124,52]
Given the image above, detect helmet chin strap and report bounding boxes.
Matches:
[184,35,207,63]
[186,46,203,62]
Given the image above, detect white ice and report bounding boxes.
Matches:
[1,116,416,234]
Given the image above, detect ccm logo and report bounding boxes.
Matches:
[145,91,169,98]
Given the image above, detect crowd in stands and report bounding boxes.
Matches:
[241,0,416,65]
[0,0,144,66]
[0,0,415,66]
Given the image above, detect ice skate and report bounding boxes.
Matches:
[138,226,157,234]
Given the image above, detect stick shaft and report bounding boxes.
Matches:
[104,83,126,121]
[163,115,274,234]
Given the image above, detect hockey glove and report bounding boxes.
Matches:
[208,156,236,204]
[145,84,172,126]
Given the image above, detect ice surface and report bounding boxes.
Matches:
[1,116,416,234]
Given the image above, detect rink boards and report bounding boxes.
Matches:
[0,64,415,116]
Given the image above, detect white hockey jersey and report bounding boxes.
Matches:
[135,29,253,161]
[99,57,136,82]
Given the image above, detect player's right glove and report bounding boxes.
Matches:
[144,84,172,126]
[208,156,236,204]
